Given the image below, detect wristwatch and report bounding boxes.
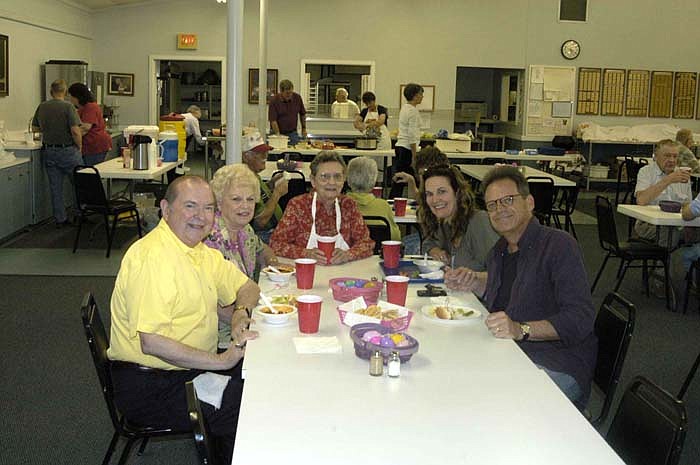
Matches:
[519,322,531,341]
[234,304,250,318]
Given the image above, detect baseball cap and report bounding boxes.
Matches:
[242,132,273,153]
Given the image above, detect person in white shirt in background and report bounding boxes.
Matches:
[635,139,692,307]
[331,88,360,119]
[182,104,204,156]
[391,83,423,198]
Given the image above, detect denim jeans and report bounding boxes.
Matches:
[43,146,83,223]
[537,365,586,410]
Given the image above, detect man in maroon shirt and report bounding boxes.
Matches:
[268,79,307,146]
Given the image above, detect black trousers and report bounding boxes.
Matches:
[389,146,416,198]
[111,361,244,462]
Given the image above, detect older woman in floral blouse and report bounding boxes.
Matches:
[270,151,374,264]
[205,164,278,347]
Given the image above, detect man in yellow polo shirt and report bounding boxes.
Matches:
[108,175,260,463]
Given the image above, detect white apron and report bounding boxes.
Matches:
[305,192,350,251]
[364,109,391,150]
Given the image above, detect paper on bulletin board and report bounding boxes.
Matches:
[528,100,543,117]
[527,118,544,135]
[531,66,544,84]
[419,113,431,129]
[529,83,544,100]
[543,67,574,101]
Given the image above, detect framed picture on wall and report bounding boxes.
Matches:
[107,73,134,96]
[0,34,8,97]
[399,84,435,111]
[248,68,278,104]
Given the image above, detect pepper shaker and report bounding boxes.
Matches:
[369,350,383,377]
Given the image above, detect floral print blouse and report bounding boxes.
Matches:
[270,192,374,260]
[204,210,264,277]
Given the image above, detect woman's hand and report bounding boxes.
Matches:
[330,249,352,265]
[428,247,450,265]
[304,248,327,264]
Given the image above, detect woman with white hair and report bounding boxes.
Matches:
[346,157,401,241]
[676,128,700,173]
[204,164,279,347]
[331,88,360,119]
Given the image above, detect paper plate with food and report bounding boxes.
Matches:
[337,296,413,331]
[421,303,481,325]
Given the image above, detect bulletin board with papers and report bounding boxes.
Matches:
[526,65,575,137]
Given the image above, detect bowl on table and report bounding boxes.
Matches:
[413,259,443,273]
[659,200,682,213]
[261,264,296,283]
[254,304,297,325]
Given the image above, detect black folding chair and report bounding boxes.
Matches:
[615,156,648,206]
[363,215,392,255]
[73,166,142,258]
[588,292,636,427]
[606,376,687,465]
[527,176,555,226]
[551,173,581,239]
[271,170,307,211]
[81,292,187,465]
[185,381,216,465]
[591,196,670,308]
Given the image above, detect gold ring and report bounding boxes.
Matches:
[495,327,501,333]
[234,341,246,348]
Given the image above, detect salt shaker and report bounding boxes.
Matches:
[369,350,383,377]
[387,351,401,378]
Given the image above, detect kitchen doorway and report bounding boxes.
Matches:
[299,59,375,116]
[148,55,226,128]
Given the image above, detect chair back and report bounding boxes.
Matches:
[527,176,555,222]
[591,292,636,426]
[186,381,215,465]
[74,166,109,210]
[363,215,391,255]
[272,170,307,211]
[607,376,687,465]
[481,157,506,165]
[595,195,620,252]
[80,292,122,433]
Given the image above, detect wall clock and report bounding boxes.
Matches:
[561,39,581,60]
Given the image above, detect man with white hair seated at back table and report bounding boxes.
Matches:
[331,88,360,119]
[634,139,691,244]
[182,104,204,155]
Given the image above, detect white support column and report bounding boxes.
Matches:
[226,0,244,164]
[258,0,268,136]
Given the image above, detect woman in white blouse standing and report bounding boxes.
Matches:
[391,83,423,198]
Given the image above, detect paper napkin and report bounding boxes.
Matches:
[293,336,342,354]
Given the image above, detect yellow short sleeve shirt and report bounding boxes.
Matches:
[107,219,249,370]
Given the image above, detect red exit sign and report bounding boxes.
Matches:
[177,34,198,50]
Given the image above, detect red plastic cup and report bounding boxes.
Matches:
[394,197,408,217]
[385,275,410,306]
[317,236,335,264]
[372,186,383,198]
[294,258,317,290]
[297,294,323,334]
[382,240,402,268]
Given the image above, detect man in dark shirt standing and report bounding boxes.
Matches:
[32,79,83,227]
[268,79,306,146]
[447,166,597,409]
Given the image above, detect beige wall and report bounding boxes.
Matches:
[6,0,700,135]
[0,0,92,131]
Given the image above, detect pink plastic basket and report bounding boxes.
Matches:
[329,277,383,303]
[336,307,413,331]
